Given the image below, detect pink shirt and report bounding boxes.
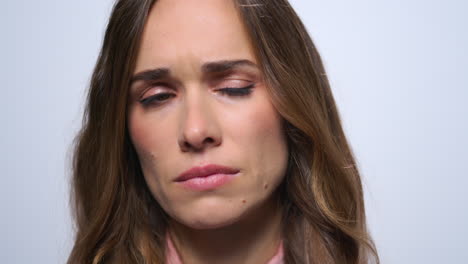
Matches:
[165,234,284,264]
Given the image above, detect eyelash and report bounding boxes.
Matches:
[139,83,255,106]
[218,83,255,96]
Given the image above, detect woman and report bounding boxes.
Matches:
[68,0,379,263]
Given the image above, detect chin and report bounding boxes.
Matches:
[171,199,249,230]
[183,216,239,230]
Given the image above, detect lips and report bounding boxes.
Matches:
[175,164,240,182]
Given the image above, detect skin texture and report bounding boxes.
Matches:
[127,0,288,263]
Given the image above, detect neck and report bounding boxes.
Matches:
[167,194,283,264]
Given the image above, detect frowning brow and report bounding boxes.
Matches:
[131,68,170,84]
[201,59,258,74]
[130,59,258,84]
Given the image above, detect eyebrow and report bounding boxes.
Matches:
[201,59,257,74]
[130,59,258,85]
[131,68,170,84]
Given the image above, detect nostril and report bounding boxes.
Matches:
[182,137,217,152]
[204,138,214,144]
[184,142,191,149]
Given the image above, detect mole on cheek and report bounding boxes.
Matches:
[264,183,268,190]
[242,199,246,204]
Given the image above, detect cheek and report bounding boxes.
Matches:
[128,109,178,206]
[128,108,174,162]
[129,108,157,147]
[231,95,289,188]
[128,114,157,165]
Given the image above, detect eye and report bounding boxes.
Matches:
[217,83,255,97]
[139,93,176,106]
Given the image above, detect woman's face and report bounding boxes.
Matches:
[127,0,288,229]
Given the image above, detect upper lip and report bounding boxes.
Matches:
[175,164,240,182]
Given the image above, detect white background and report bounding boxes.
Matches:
[1,0,467,263]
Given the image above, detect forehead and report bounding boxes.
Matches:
[134,0,256,75]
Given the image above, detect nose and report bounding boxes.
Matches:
[177,92,221,152]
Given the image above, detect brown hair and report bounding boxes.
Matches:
[68,0,379,263]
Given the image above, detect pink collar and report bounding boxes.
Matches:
[166,234,284,264]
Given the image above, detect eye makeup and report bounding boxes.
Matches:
[138,83,255,107]
[140,93,176,106]
[217,83,255,96]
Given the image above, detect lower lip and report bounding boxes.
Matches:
[177,173,238,191]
